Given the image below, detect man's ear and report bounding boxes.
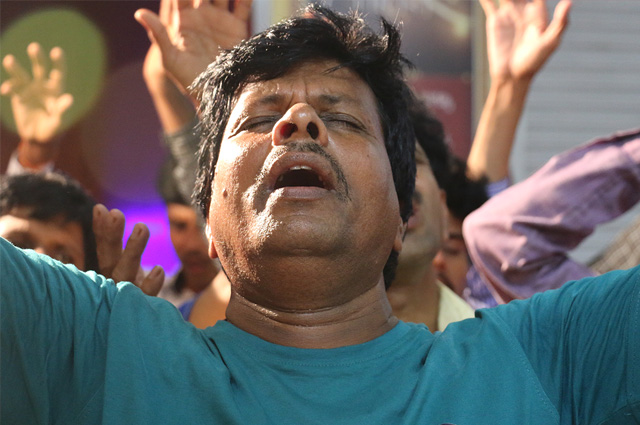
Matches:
[393,215,406,253]
[205,222,219,259]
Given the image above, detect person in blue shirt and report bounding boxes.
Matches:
[1,3,638,424]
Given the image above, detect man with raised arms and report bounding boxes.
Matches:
[1,5,639,424]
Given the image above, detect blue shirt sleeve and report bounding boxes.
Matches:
[485,266,640,423]
[178,294,200,321]
[1,237,118,424]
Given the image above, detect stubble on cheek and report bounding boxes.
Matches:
[210,176,277,285]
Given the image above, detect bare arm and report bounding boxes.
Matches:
[468,0,571,182]
[142,0,197,134]
[139,0,252,201]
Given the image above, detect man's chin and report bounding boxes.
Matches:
[436,274,456,292]
[184,262,215,278]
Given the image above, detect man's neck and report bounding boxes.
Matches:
[226,282,398,349]
[386,265,440,331]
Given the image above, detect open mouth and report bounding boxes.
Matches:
[274,165,326,190]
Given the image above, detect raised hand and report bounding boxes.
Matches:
[93,204,165,296]
[142,0,199,134]
[480,0,572,82]
[467,0,572,182]
[1,42,73,143]
[135,0,252,92]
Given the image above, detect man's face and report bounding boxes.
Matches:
[167,203,218,292]
[433,216,469,296]
[398,144,448,270]
[0,208,85,269]
[207,60,404,308]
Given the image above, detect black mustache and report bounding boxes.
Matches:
[268,141,351,200]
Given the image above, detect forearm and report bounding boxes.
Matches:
[16,136,61,171]
[464,129,640,302]
[467,77,531,182]
[145,75,196,134]
[163,116,200,202]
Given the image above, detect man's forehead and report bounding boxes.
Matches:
[236,61,370,106]
[5,206,36,219]
[3,207,74,227]
[0,212,77,233]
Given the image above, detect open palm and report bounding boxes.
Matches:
[481,0,572,81]
[1,43,73,142]
[136,0,252,91]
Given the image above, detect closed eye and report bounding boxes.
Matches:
[321,113,365,131]
[241,116,280,133]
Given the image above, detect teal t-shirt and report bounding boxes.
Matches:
[2,237,639,424]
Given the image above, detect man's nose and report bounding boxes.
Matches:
[272,103,328,146]
[432,250,446,272]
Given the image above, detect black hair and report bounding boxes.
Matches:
[408,94,452,189]
[0,172,98,271]
[157,157,189,206]
[408,95,487,222]
[380,96,452,289]
[444,156,489,221]
[193,4,416,225]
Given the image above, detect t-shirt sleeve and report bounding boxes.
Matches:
[1,237,118,424]
[486,266,640,424]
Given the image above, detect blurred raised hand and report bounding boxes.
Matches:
[135,0,252,92]
[467,0,572,182]
[1,42,73,143]
[142,0,198,134]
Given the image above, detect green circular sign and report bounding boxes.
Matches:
[1,8,107,134]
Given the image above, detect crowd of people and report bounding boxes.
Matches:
[1,0,639,423]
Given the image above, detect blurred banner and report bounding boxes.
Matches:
[314,0,474,159]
